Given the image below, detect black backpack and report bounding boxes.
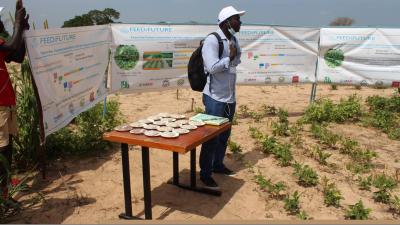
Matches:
[188,32,223,92]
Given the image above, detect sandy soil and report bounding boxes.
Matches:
[7,84,400,223]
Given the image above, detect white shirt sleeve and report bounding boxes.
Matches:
[202,35,230,75]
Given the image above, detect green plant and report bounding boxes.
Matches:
[0,163,40,223]
[346,162,374,174]
[289,123,303,147]
[332,95,362,123]
[309,145,331,165]
[272,108,290,136]
[9,61,41,170]
[238,105,251,118]
[248,127,264,141]
[293,162,319,187]
[46,98,124,156]
[261,104,277,116]
[303,95,362,124]
[311,124,341,148]
[254,174,269,190]
[274,143,293,167]
[260,136,277,155]
[228,140,243,155]
[297,211,311,220]
[228,140,243,160]
[357,175,373,191]
[345,200,371,220]
[372,174,397,203]
[284,191,301,215]
[269,181,287,199]
[303,99,335,123]
[322,177,342,207]
[389,195,400,214]
[340,137,358,154]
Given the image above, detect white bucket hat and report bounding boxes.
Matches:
[218,6,245,25]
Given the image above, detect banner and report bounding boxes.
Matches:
[237,26,319,85]
[318,28,400,87]
[25,25,111,137]
[110,24,319,93]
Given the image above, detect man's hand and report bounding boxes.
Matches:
[23,14,30,30]
[229,42,237,61]
[14,0,26,28]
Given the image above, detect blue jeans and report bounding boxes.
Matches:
[200,94,236,179]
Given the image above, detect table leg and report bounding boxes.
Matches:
[190,149,196,188]
[142,147,152,220]
[173,152,179,185]
[119,143,136,220]
[168,149,221,196]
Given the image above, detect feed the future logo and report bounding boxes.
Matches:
[324,48,344,68]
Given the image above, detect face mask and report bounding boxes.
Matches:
[227,21,236,36]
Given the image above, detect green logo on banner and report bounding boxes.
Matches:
[324,76,332,84]
[121,81,130,89]
[324,48,344,68]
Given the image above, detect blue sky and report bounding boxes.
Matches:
[1,0,399,30]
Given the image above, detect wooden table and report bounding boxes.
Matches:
[103,123,231,220]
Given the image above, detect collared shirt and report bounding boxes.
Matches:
[202,28,241,103]
[0,39,15,106]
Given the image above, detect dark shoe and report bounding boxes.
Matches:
[214,167,236,176]
[200,176,219,190]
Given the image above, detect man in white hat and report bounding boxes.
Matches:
[200,6,245,189]
[0,0,29,200]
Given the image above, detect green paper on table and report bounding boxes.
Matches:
[190,113,229,126]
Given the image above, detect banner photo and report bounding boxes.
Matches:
[110,24,215,93]
[25,25,111,137]
[318,28,400,87]
[110,24,319,93]
[237,26,319,85]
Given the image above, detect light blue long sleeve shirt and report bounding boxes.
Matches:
[202,28,242,103]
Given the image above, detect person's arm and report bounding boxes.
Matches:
[0,1,27,53]
[5,42,26,63]
[202,35,230,75]
[5,14,29,63]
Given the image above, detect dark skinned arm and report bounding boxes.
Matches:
[0,0,27,54]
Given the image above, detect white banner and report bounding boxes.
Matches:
[110,24,319,93]
[110,24,215,93]
[237,26,319,85]
[318,28,400,87]
[25,25,111,137]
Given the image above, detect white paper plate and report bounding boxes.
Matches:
[170,114,186,119]
[189,120,205,127]
[161,131,179,138]
[153,120,166,126]
[176,120,189,125]
[148,116,162,121]
[130,129,145,135]
[129,122,144,128]
[180,124,197,130]
[144,130,161,137]
[157,126,173,132]
[173,128,190,134]
[138,119,153,124]
[161,118,176,122]
[114,125,133,132]
[166,122,180,128]
[157,113,170,118]
[143,124,159,130]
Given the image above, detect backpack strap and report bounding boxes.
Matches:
[210,32,223,59]
[207,32,224,94]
